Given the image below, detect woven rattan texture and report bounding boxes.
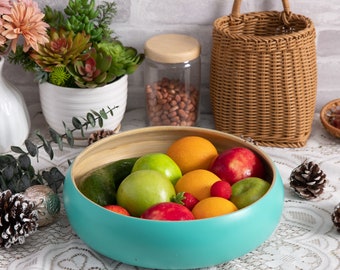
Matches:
[320,99,340,138]
[210,1,317,148]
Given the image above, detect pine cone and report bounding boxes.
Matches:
[0,190,38,248]
[289,160,327,199]
[88,129,117,145]
[331,203,340,232]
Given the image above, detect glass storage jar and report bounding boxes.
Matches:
[144,34,201,126]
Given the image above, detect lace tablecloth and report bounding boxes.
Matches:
[1,106,339,270]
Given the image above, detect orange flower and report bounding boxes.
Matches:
[0,21,6,47]
[0,0,12,48]
[1,0,49,52]
[0,0,12,15]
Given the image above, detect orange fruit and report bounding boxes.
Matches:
[192,197,238,219]
[175,169,221,201]
[167,136,218,174]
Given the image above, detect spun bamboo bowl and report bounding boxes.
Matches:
[63,126,284,269]
[320,98,340,139]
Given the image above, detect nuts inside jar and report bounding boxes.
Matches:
[145,77,199,126]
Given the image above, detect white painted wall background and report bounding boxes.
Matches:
[4,0,340,114]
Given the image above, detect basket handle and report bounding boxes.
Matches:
[231,0,292,24]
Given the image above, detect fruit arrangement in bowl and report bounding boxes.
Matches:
[63,126,284,269]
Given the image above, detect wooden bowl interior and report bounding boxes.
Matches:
[72,126,275,187]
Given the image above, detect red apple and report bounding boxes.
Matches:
[141,202,195,221]
[209,147,265,185]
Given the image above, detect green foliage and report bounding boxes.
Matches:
[49,66,74,87]
[95,1,117,40]
[7,46,37,72]
[0,106,118,194]
[63,0,117,43]
[97,41,145,77]
[43,6,66,30]
[30,29,92,73]
[7,0,144,88]
[67,47,117,88]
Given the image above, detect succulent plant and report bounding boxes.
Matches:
[30,28,91,73]
[67,41,144,88]
[48,66,73,86]
[67,47,117,88]
[7,0,144,88]
[97,41,145,77]
[63,0,116,43]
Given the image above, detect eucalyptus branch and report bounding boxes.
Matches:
[0,106,118,194]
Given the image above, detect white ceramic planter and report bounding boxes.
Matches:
[39,75,128,140]
[0,58,30,153]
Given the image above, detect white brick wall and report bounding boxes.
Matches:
[4,0,340,113]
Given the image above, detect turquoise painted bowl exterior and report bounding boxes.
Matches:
[63,126,284,269]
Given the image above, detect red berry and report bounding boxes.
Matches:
[172,192,199,210]
[104,205,130,216]
[181,192,199,210]
[210,181,232,200]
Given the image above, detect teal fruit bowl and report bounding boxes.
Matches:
[63,126,284,269]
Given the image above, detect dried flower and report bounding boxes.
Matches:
[0,0,49,53]
[0,0,11,16]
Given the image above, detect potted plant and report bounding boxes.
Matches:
[8,0,144,138]
[0,0,144,243]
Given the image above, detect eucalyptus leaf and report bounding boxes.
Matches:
[18,154,31,170]
[43,140,54,160]
[80,126,85,138]
[98,117,103,127]
[87,112,96,126]
[27,165,36,178]
[3,166,14,181]
[0,155,15,169]
[0,175,8,191]
[65,128,74,146]
[49,128,63,145]
[91,110,101,117]
[21,173,31,191]
[25,140,38,156]
[50,129,64,151]
[42,167,64,192]
[10,146,26,154]
[35,131,54,159]
[72,117,83,129]
[99,108,108,119]
[0,106,117,194]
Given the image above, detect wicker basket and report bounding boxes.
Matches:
[210,0,317,147]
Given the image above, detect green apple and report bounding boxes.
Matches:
[230,177,270,209]
[132,153,182,185]
[116,169,176,217]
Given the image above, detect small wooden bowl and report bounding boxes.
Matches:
[320,98,340,139]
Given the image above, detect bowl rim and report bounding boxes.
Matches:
[69,126,280,222]
[320,98,340,138]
